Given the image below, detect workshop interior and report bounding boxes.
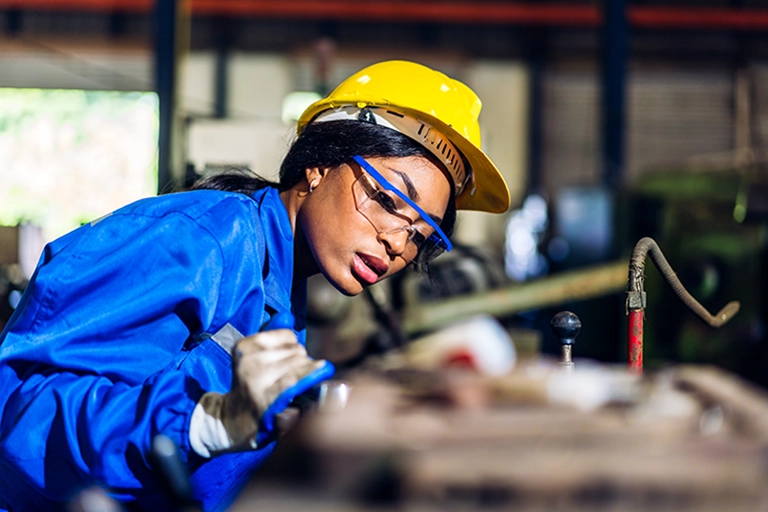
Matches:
[1,1,768,510]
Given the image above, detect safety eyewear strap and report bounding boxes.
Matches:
[352,155,452,252]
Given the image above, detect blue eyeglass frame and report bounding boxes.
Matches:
[352,155,452,252]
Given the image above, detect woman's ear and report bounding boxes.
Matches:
[304,166,329,193]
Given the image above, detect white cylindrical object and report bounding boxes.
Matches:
[404,314,516,376]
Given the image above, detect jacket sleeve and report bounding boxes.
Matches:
[0,204,257,499]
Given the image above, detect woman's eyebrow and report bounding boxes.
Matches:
[388,168,419,202]
[383,164,442,224]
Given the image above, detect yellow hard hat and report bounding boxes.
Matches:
[297,60,510,213]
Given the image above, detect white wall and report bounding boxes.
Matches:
[228,53,292,120]
[179,51,216,116]
[187,119,293,182]
[183,53,295,180]
[457,61,528,249]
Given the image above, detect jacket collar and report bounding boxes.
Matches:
[251,187,306,333]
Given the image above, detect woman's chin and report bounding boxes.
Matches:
[320,268,365,297]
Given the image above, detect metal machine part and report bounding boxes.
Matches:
[626,237,741,373]
[235,364,768,512]
[0,264,27,332]
[316,381,351,412]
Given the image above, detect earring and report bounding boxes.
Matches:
[308,180,318,193]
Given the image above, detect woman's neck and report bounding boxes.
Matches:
[280,187,320,281]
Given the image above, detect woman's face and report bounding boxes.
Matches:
[298,155,452,296]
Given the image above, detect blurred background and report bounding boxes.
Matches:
[0,0,767,386]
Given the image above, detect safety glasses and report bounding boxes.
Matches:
[352,155,452,264]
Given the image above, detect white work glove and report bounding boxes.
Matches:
[189,313,334,457]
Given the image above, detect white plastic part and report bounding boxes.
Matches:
[404,314,516,376]
[546,362,640,412]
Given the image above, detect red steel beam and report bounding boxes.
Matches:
[630,6,768,30]
[0,1,768,31]
[0,0,152,12]
[190,1,599,25]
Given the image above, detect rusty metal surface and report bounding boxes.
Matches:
[629,310,644,372]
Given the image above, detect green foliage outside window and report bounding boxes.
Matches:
[0,89,158,241]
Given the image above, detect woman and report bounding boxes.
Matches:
[0,60,509,511]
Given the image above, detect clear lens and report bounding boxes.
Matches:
[414,234,448,264]
[353,173,442,262]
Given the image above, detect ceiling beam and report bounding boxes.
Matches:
[1,1,768,31]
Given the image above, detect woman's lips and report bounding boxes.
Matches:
[352,253,388,285]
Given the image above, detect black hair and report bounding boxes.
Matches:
[190,120,459,256]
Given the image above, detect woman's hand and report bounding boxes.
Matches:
[190,317,334,457]
[222,327,328,447]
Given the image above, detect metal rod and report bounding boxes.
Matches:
[525,28,544,195]
[628,309,643,373]
[213,16,231,119]
[560,344,573,368]
[601,0,627,189]
[154,0,176,195]
[403,260,627,335]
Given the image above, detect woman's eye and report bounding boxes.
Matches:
[374,193,399,214]
[409,230,426,246]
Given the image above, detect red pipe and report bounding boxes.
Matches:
[189,1,600,25]
[2,1,768,31]
[628,309,643,374]
[0,0,152,12]
[630,7,768,30]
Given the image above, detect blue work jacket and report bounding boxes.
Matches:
[0,186,307,511]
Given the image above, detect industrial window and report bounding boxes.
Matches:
[0,88,158,245]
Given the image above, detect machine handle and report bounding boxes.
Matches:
[551,311,581,369]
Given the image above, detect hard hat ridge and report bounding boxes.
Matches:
[312,105,470,195]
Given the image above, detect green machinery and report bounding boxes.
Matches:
[625,166,768,385]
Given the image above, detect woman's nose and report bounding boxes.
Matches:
[377,228,409,256]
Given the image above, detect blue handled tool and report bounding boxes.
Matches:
[261,311,296,332]
[256,312,335,445]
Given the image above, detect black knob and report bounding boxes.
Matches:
[550,311,581,346]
